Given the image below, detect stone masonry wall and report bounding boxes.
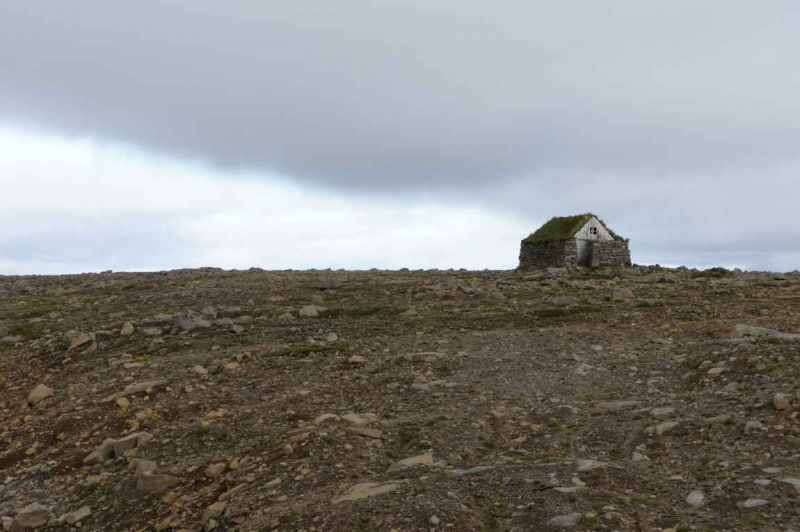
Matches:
[589,240,631,267]
[518,240,578,270]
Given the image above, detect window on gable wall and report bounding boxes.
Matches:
[590,227,598,236]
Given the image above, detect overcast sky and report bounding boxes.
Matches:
[1,1,798,274]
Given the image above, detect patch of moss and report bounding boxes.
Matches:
[523,213,625,243]
[11,324,45,341]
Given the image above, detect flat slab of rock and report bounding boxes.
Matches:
[446,466,494,477]
[548,513,582,526]
[387,453,435,472]
[594,400,640,411]
[137,472,182,492]
[332,482,403,504]
[346,427,383,439]
[101,380,168,402]
[83,432,153,465]
[11,502,51,530]
[64,506,91,525]
[730,324,800,342]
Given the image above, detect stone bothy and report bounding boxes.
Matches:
[518,213,631,270]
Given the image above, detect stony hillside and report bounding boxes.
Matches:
[1,266,798,531]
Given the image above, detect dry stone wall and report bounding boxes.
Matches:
[589,240,631,267]
[518,240,578,270]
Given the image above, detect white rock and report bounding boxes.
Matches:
[686,490,705,507]
[547,513,582,526]
[741,498,768,508]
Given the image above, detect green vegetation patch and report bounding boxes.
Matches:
[523,213,625,243]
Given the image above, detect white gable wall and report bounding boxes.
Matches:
[574,217,613,241]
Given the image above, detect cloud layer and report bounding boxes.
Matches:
[1,2,798,272]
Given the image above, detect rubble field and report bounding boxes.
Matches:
[1,265,798,531]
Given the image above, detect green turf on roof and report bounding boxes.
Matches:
[523,213,625,243]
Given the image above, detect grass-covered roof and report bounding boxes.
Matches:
[523,213,625,243]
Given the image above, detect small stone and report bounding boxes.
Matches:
[299,305,327,318]
[326,332,339,342]
[547,513,582,526]
[577,459,611,472]
[552,296,579,307]
[313,414,340,425]
[230,324,245,334]
[686,490,705,507]
[205,463,226,479]
[27,384,54,406]
[773,393,791,411]
[68,332,92,350]
[430,515,441,525]
[610,287,634,302]
[120,322,135,336]
[135,460,158,476]
[387,453,435,472]
[202,502,227,524]
[64,506,91,525]
[780,478,800,493]
[174,313,194,332]
[647,421,679,436]
[218,483,247,501]
[650,407,676,419]
[192,365,209,376]
[347,355,367,365]
[115,397,130,410]
[741,499,768,508]
[707,366,725,377]
[631,452,649,462]
[744,420,763,434]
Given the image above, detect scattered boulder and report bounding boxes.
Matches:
[552,296,579,307]
[299,305,327,318]
[332,482,403,504]
[120,322,135,336]
[10,503,51,530]
[137,472,182,493]
[26,384,54,406]
[610,287,634,302]
[773,393,791,411]
[83,432,153,465]
[67,331,92,350]
[686,490,705,507]
[202,501,227,524]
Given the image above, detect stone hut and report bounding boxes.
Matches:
[518,213,631,270]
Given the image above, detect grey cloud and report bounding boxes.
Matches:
[1,1,798,272]
[1,1,799,190]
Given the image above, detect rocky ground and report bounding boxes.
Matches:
[1,265,799,531]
